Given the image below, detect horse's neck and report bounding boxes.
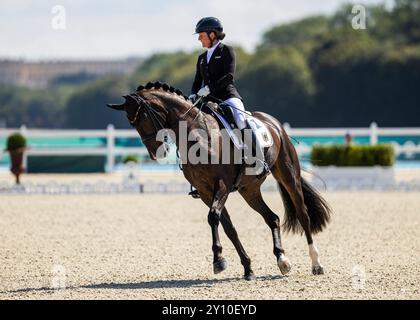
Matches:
[167,99,208,132]
[165,99,216,158]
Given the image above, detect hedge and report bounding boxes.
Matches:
[310,144,394,167]
[6,132,27,151]
[122,154,139,164]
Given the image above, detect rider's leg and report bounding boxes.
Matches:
[223,98,269,178]
[223,98,247,130]
[243,121,270,178]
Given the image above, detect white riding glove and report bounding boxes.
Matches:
[188,94,197,102]
[197,85,210,97]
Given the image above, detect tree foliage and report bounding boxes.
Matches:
[1,0,419,128]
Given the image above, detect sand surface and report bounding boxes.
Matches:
[0,171,419,300]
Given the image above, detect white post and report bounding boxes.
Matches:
[106,124,115,173]
[20,124,28,169]
[370,122,378,145]
[19,124,27,135]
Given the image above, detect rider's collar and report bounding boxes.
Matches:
[207,40,220,51]
[206,41,221,62]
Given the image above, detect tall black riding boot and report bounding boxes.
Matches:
[241,125,270,179]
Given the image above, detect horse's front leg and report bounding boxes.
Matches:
[207,179,230,274]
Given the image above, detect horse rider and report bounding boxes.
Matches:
[189,16,270,178]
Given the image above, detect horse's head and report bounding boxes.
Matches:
[107,92,170,160]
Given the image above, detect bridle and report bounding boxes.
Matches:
[127,93,168,143]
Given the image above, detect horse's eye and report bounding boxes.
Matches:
[143,112,148,118]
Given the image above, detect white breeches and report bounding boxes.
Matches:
[223,97,247,130]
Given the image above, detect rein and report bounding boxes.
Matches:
[128,94,168,143]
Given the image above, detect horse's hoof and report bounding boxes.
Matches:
[277,255,292,275]
[244,272,256,281]
[213,258,227,274]
[312,265,324,275]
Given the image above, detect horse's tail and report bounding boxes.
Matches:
[278,178,331,235]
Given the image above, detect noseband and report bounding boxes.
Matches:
[128,94,168,143]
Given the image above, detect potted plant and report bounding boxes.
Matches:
[6,132,27,184]
[122,154,139,182]
[122,154,139,165]
[310,144,395,187]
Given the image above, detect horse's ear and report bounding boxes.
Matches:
[106,103,125,111]
[106,96,127,111]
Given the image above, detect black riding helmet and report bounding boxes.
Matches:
[195,17,223,33]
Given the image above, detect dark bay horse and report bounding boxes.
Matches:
[107,82,331,280]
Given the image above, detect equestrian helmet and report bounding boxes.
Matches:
[195,17,223,34]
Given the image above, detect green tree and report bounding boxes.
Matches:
[259,16,330,57]
[261,16,330,47]
[0,85,67,128]
[238,46,315,125]
[309,28,420,126]
[65,75,130,129]
[129,51,198,94]
[391,0,420,43]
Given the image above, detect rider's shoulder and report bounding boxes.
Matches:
[220,43,234,55]
[198,51,207,59]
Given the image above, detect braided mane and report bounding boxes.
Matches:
[136,81,188,101]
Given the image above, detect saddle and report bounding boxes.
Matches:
[188,100,273,199]
[205,101,238,130]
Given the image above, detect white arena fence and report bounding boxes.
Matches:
[1,123,420,194]
[1,179,420,195]
[1,122,420,172]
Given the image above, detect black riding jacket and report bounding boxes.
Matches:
[191,42,242,101]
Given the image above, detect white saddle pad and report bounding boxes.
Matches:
[208,108,273,149]
[246,117,274,148]
[208,109,244,149]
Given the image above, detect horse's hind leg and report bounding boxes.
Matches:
[220,208,255,280]
[271,154,324,275]
[239,186,291,275]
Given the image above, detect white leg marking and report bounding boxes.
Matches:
[309,244,321,267]
[277,253,292,275]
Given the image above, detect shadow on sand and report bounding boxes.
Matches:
[3,274,285,295]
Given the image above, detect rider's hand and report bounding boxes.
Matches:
[188,93,197,102]
[197,85,210,97]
